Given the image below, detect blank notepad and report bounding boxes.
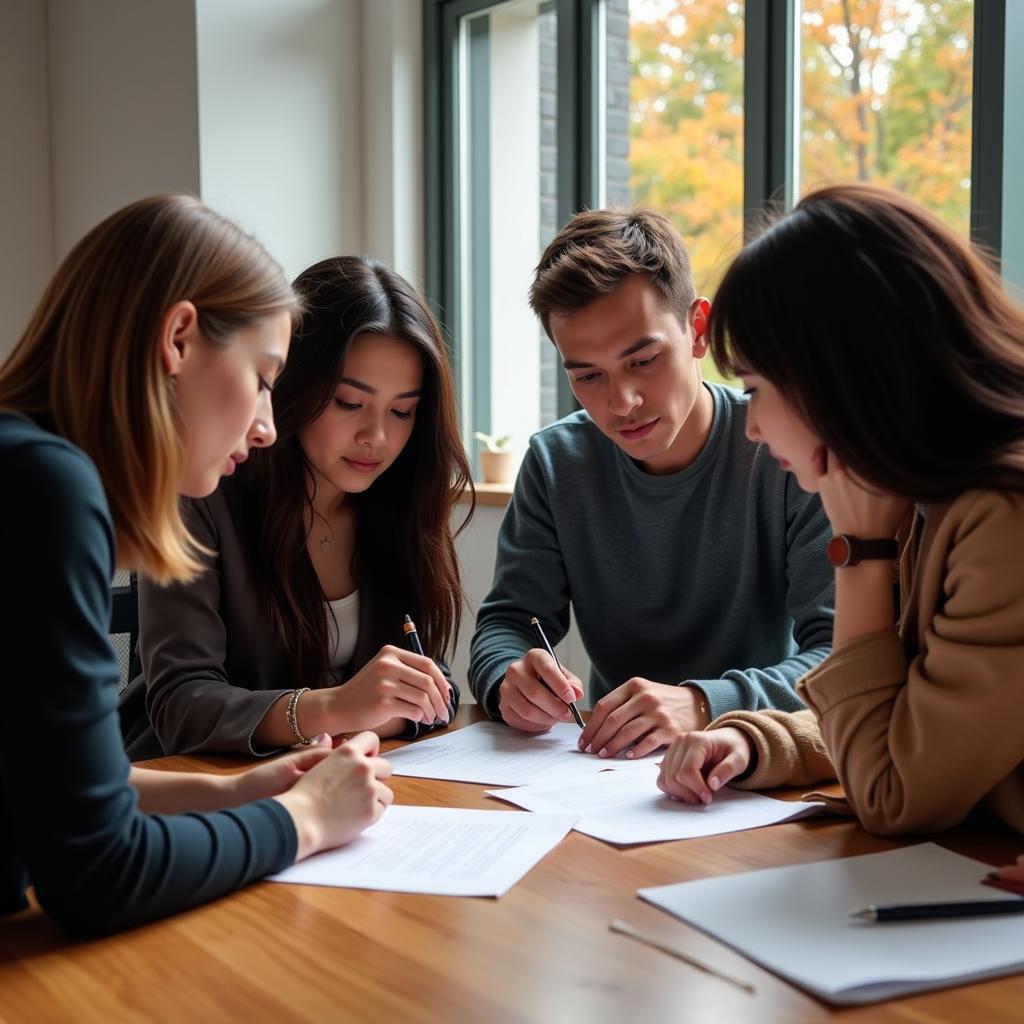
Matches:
[639,843,1024,1005]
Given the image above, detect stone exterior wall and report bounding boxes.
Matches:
[537,0,632,425]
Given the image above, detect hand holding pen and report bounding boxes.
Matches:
[403,615,455,726]
[496,620,586,734]
[529,617,584,729]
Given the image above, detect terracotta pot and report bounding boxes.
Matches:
[479,449,516,484]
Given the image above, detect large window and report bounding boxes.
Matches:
[460,1,563,446]
[426,0,1011,449]
[428,0,568,466]
[607,1,744,384]
[800,1,974,235]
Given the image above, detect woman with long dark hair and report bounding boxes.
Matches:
[655,184,1024,845]
[121,256,473,758]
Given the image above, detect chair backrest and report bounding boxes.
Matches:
[110,570,139,693]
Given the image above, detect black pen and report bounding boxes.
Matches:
[850,899,1024,922]
[529,615,584,729]
[403,614,454,724]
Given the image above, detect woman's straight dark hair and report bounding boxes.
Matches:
[708,182,1024,501]
[244,256,474,686]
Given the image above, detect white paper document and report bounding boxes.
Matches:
[267,805,577,897]
[386,720,653,786]
[639,843,1024,1005]
[487,762,821,845]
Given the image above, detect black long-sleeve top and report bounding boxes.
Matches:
[0,414,296,937]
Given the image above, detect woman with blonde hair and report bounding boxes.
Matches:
[656,184,1024,859]
[0,195,392,937]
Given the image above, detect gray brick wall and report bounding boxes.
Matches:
[536,1,631,426]
[606,0,631,208]
[539,5,558,426]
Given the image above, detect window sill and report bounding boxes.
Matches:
[462,481,513,508]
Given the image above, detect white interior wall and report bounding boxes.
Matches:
[196,0,364,280]
[363,0,425,290]
[0,0,54,356]
[1,0,575,697]
[4,0,369,344]
[46,0,201,261]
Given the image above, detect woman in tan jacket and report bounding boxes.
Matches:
[656,184,1024,861]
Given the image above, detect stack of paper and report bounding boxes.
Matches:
[386,720,654,786]
[268,805,576,896]
[488,761,821,845]
[639,843,1024,1005]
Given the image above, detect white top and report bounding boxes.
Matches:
[326,590,360,671]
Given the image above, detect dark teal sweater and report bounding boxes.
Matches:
[469,384,836,717]
[0,414,296,937]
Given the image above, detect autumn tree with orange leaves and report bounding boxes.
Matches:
[629,0,974,293]
[800,0,973,233]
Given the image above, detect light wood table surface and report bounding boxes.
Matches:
[1,706,1021,1023]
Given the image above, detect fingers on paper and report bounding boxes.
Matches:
[578,686,628,751]
[706,745,748,791]
[658,733,719,804]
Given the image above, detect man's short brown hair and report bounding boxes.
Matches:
[529,208,696,337]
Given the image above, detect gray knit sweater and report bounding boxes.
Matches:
[469,384,835,719]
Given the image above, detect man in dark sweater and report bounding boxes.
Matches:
[468,210,835,760]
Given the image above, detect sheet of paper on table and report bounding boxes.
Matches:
[487,761,822,845]
[385,720,656,786]
[639,843,1024,1005]
[267,805,577,897]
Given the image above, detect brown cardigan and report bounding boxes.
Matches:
[713,488,1024,836]
[119,477,458,760]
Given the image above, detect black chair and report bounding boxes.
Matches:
[110,571,139,693]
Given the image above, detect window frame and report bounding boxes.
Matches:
[425,0,1013,427]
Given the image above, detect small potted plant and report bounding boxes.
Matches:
[474,431,516,484]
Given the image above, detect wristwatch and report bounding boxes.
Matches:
[827,534,899,568]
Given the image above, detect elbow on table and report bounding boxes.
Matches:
[32,832,154,939]
[148,694,214,756]
[34,880,133,939]
[847,780,968,838]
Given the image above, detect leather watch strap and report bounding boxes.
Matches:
[827,534,899,567]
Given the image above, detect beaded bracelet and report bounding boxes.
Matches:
[286,687,314,745]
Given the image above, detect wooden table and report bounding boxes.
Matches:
[1,707,1021,1023]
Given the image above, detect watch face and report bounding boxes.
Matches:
[827,535,854,567]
